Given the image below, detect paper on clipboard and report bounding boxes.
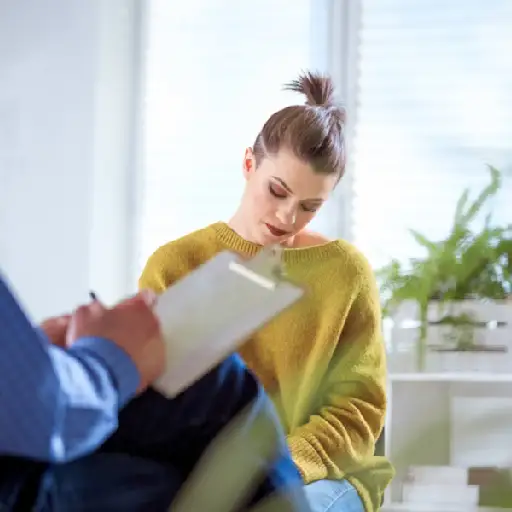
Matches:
[152,246,304,398]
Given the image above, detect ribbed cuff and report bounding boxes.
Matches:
[287,434,336,484]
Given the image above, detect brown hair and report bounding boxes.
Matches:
[252,71,346,180]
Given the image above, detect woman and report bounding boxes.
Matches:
[140,71,394,511]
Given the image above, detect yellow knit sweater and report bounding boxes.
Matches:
[139,222,394,511]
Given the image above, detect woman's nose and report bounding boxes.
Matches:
[276,206,297,227]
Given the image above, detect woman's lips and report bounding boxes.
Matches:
[265,223,289,237]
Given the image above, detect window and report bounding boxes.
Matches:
[351,0,512,270]
[135,0,324,276]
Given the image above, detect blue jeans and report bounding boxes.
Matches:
[304,480,364,512]
[0,355,308,511]
[35,454,182,511]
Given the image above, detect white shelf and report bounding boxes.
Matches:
[383,503,512,512]
[389,372,512,383]
[384,375,512,504]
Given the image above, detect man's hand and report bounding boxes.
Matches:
[67,291,165,393]
[40,315,71,348]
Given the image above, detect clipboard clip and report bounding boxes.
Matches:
[247,244,285,279]
[228,244,286,290]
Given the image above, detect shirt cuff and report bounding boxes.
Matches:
[69,336,140,408]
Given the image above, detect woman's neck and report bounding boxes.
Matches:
[227,209,255,243]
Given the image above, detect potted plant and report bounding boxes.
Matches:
[377,165,512,371]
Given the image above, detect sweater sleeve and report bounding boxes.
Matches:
[138,247,172,294]
[287,260,387,484]
[138,235,215,293]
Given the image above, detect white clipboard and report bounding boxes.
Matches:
[152,245,304,398]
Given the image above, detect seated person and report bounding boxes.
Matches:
[139,71,395,511]
[0,273,308,511]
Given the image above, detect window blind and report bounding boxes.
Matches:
[352,0,512,270]
[135,0,321,276]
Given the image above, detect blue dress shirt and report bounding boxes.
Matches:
[0,274,140,463]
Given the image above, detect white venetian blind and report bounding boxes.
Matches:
[352,0,512,270]
[135,0,322,276]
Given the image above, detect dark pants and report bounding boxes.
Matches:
[0,354,307,511]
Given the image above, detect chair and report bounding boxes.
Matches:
[375,428,385,456]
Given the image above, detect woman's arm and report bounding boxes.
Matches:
[138,244,180,293]
[287,262,387,483]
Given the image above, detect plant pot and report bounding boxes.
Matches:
[388,299,512,373]
[426,345,507,373]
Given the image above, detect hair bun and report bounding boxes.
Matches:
[284,70,336,107]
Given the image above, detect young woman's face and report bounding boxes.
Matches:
[240,147,338,245]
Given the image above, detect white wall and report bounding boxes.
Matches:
[0,0,139,321]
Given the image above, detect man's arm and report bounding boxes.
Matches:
[0,275,139,463]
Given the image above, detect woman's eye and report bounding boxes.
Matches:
[269,184,287,199]
[301,204,318,213]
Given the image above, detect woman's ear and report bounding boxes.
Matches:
[242,147,255,180]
